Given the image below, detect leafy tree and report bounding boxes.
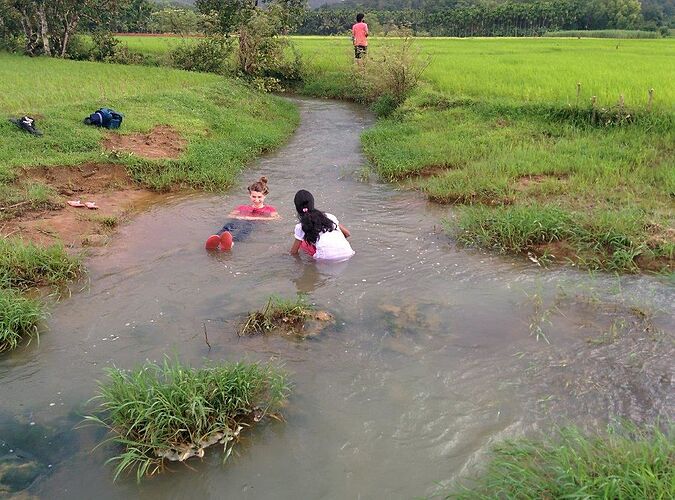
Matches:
[195,0,306,35]
[150,7,204,34]
[3,0,130,56]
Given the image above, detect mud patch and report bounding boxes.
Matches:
[1,164,162,248]
[515,173,567,190]
[102,125,186,160]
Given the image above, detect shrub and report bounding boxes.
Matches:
[65,34,93,61]
[170,36,232,74]
[90,30,119,62]
[236,8,303,86]
[371,93,399,118]
[361,37,429,109]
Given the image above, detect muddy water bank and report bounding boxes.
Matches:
[0,98,673,499]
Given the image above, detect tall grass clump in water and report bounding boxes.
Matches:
[86,358,289,482]
[0,288,44,352]
[0,238,81,289]
[448,426,674,499]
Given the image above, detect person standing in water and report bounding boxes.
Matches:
[352,13,369,66]
[206,176,279,251]
[290,189,354,261]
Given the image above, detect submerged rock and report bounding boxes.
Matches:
[155,425,242,462]
[0,453,42,495]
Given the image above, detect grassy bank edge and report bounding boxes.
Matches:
[0,238,81,352]
[443,424,674,499]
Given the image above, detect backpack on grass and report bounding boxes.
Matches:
[84,108,123,129]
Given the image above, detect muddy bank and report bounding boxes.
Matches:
[1,164,162,249]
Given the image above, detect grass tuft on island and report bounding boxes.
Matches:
[448,425,674,499]
[239,295,315,336]
[86,358,289,482]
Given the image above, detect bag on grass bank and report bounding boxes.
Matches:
[84,108,123,129]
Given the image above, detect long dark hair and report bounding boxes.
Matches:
[294,190,337,245]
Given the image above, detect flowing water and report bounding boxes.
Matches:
[1,98,673,499]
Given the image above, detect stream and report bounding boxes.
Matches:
[1,98,673,499]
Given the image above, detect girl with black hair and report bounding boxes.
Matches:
[290,190,355,261]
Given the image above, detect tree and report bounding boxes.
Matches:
[605,0,642,28]
[195,0,306,35]
[4,0,129,57]
[150,8,204,34]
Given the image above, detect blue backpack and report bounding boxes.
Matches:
[84,108,123,129]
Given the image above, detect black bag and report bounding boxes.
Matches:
[84,108,123,129]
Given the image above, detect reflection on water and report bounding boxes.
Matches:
[0,98,673,499]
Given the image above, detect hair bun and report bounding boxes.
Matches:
[259,176,268,184]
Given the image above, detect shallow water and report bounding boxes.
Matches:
[1,98,673,499]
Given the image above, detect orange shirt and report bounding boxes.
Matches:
[352,22,368,46]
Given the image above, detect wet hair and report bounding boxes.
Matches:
[356,13,364,22]
[248,176,269,195]
[294,190,337,245]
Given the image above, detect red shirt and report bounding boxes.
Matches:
[352,22,368,46]
[235,205,277,217]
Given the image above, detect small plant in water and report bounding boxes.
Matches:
[85,357,289,482]
[239,295,315,336]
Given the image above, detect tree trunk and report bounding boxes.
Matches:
[37,4,51,56]
[60,13,80,57]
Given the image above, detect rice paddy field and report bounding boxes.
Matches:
[293,36,675,110]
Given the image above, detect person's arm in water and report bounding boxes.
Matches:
[290,239,302,256]
[339,224,351,238]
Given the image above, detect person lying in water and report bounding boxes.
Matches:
[205,176,279,251]
[290,189,355,261]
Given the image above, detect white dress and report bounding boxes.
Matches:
[294,213,355,261]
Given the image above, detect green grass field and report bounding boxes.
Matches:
[0,52,298,190]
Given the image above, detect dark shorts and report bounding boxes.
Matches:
[218,220,255,241]
[354,45,367,59]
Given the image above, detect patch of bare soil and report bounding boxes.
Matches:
[515,173,567,190]
[1,164,162,248]
[102,125,186,160]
